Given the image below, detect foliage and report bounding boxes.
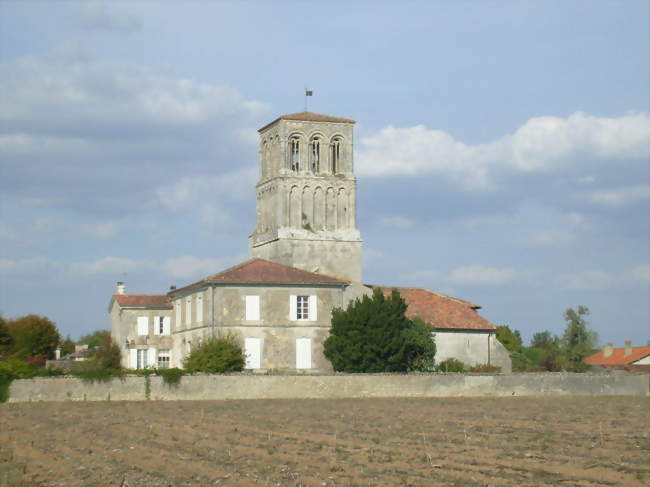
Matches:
[510,351,543,372]
[157,367,184,386]
[323,289,436,373]
[0,358,64,402]
[183,334,245,373]
[530,330,554,349]
[60,336,75,356]
[468,363,502,373]
[70,367,124,383]
[77,330,111,348]
[0,316,13,359]
[437,357,466,372]
[559,305,598,372]
[6,315,61,359]
[89,336,122,371]
[495,325,524,354]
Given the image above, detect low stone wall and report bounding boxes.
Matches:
[6,373,648,403]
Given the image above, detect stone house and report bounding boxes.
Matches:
[110,111,512,372]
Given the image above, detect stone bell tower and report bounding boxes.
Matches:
[249,111,363,282]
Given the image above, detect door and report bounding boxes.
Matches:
[245,338,261,369]
[296,338,311,369]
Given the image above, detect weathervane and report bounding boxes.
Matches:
[304,88,313,112]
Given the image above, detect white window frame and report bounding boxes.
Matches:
[137,316,148,336]
[162,316,171,335]
[136,349,148,369]
[296,295,309,321]
[185,296,192,326]
[196,294,203,324]
[157,349,171,369]
[246,295,260,321]
[175,300,181,329]
[291,295,317,321]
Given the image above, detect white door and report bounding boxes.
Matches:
[296,338,311,369]
[245,338,261,369]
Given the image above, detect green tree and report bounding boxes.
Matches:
[89,336,122,370]
[183,334,245,373]
[495,325,524,354]
[530,331,554,349]
[60,336,75,356]
[77,330,110,348]
[6,315,61,359]
[0,316,14,358]
[323,288,436,373]
[560,305,598,372]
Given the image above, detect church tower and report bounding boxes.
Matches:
[249,112,363,282]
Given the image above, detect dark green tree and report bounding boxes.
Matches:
[183,334,245,373]
[530,330,554,349]
[6,315,61,359]
[77,330,110,348]
[495,325,524,354]
[60,336,75,356]
[323,288,436,373]
[0,316,14,358]
[89,336,122,370]
[560,305,598,372]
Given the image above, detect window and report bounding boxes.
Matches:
[296,338,312,369]
[185,296,192,326]
[290,295,317,321]
[153,316,171,335]
[297,296,309,320]
[196,294,203,323]
[175,300,181,329]
[288,136,300,172]
[157,349,170,369]
[245,338,261,369]
[246,295,260,321]
[330,137,341,173]
[309,137,321,173]
[137,316,148,336]
[136,349,148,369]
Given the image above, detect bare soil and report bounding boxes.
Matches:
[1,397,648,486]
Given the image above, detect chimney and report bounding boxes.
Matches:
[603,343,613,357]
[55,348,61,360]
[170,285,176,291]
[116,281,125,295]
[624,340,633,357]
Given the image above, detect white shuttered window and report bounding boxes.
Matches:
[296,338,311,369]
[185,296,192,326]
[137,316,148,336]
[245,338,261,369]
[163,316,171,335]
[147,348,157,368]
[196,294,203,323]
[308,295,317,321]
[246,296,260,321]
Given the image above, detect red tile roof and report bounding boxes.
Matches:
[372,286,496,331]
[584,346,650,366]
[259,111,356,132]
[112,294,172,309]
[174,258,346,293]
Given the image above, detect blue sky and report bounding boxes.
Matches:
[1,1,648,346]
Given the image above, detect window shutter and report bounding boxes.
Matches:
[137,316,148,336]
[289,295,297,321]
[153,316,160,335]
[309,295,317,321]
[147,348,157,368]
[163,316,171,335]
[246,296,260,321]
[129,349,137,369]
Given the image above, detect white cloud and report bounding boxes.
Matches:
[460,213,521,230]
[626,265,650,284]
[31,217,123,239]
[378,215,415,229]
[560,270,614,291]
[449,265,516,286]
[356,112,650,189]
[69,256,148,277]
[585,184,650,208]
[575,176,595,184]
[80,2,142,33]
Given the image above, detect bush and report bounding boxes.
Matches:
[323,288,436,373]
[468,363,502,373]
[157,367,184,386]
[437,358,466,372]
[90,336,122,371]
[183,334,245,373]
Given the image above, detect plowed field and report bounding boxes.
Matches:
[1,397,648,486]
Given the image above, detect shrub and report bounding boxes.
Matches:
[157,367,184,386]
[0,357,39,379]
[90,336,122,371]
[5,314,61,359]
[323,288,436,373]
[468,363,502,373]
[71,367,123,383]
[183,334,245,373]
[437,358,466,373]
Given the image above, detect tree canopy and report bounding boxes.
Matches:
[5,315,61,359]
[183,334,245,373]
[77,330,111,348]
[560,305,598,372]
[323,288,436,373]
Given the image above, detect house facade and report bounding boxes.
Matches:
[110,111,512,373]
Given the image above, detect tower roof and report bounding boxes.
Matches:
[258,111,356,132]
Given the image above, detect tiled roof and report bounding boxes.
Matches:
[259,111,356,132]
[174,259,347,293]
[372,286,496,331]
[584,346,650,366]
[112,294,172,309]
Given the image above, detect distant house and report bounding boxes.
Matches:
[584,342,650,373]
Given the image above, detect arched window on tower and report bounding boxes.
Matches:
[288,136,300,172]
[309,136,321,173]
[330,137,342,174]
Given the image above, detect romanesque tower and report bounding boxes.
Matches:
[249,112,363,282]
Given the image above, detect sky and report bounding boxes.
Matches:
[0,1,648,347]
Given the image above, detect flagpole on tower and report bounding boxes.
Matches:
[304,88,313,111]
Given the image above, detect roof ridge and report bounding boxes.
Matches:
[370,285,479,308]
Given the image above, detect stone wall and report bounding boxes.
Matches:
[7,373,648,403]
